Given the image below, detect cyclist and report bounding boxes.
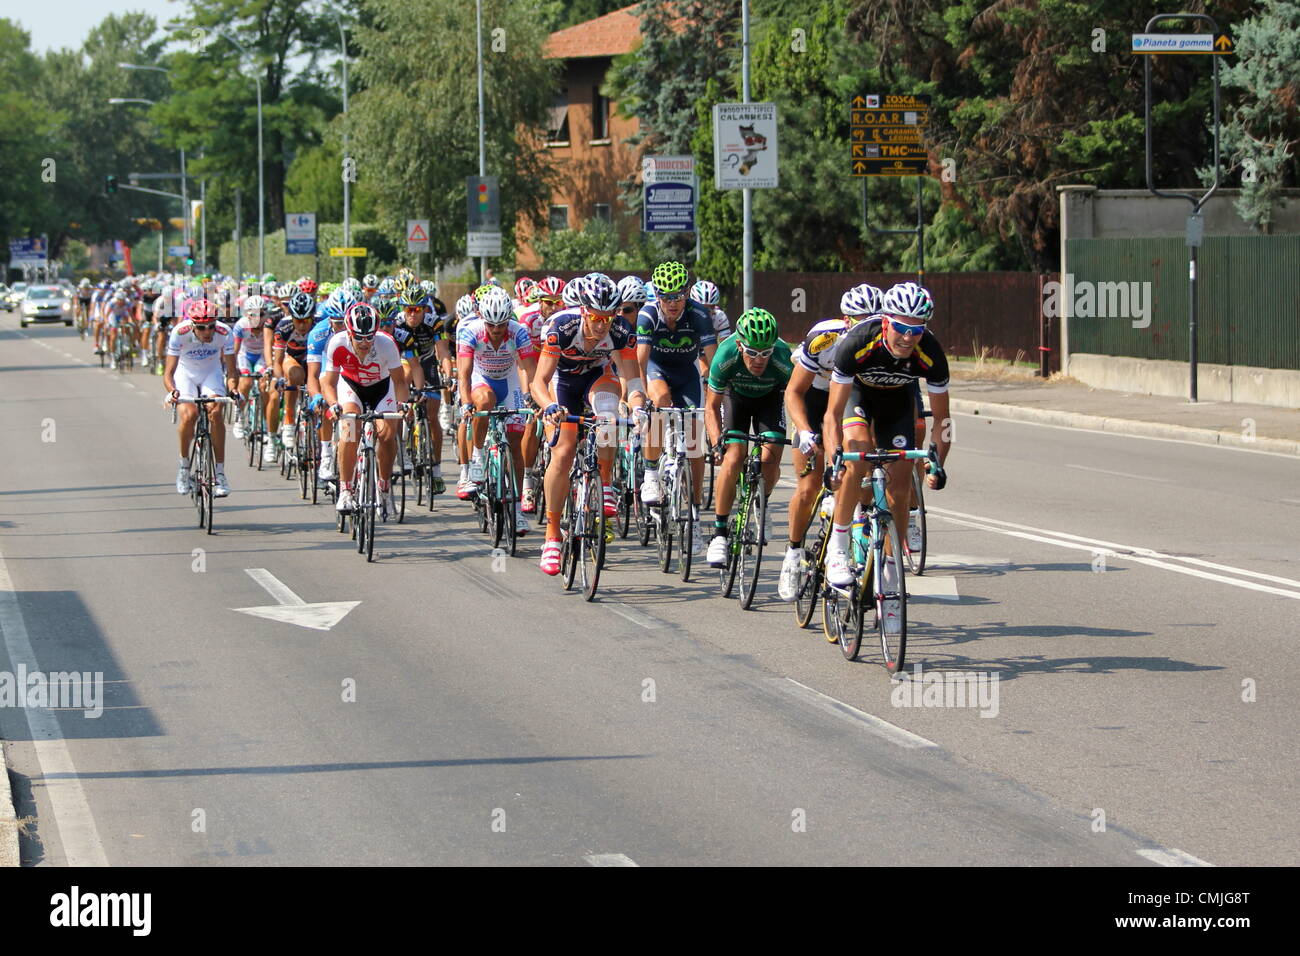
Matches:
[361,273,380,302]
[322,302,409,517]
[104,293,135,369]
[231,294,275,445]
[704,308,794,567]
[270,291,318,455]
[75,278,93,328]
[822,282,953,633]
[529,274,646,575]
[305,291,350,481]
[637,262,717,550]
[457,287,538,535]
[162,298,238,497]
[776,283,881,601]
[392,285,452,493]
[516,276,565,512]
[512,277,535,317]
[689,279,729,337]
[451,293,481,499]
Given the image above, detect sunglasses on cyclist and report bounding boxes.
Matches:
[350,331,375,343]
[657,292,685,302]
[584,309,615,322]
[888,316,927,336]
[739,344,774,359]
[619,305,640,315]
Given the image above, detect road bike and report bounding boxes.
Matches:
[339,409,405,562]
[173,396,235,535]
[717,430,789,609]
[554,415,618,602]
[471,407,533,557]
[792,454,831,630]
[649,406,703,582]
[406,385,443,509]
[823,445,938,674]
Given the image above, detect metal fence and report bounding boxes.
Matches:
[1065,235,1300,371]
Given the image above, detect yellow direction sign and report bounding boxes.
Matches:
[329,247,368,257]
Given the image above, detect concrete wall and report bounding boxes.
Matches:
[1069,354,1300,409]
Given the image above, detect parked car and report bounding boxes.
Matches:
[2,282,28,312]
[19,285,74,327]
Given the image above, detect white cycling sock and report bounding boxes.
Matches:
[830,525,849,553]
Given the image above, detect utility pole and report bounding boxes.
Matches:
[476,0,487,284]
[741,0,752,312]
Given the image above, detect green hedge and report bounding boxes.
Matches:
[217,223,400,280]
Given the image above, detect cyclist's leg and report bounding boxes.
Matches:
[788,386,829,549]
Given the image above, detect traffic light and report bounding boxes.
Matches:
[185,247,195,267]
[104,174,117,196]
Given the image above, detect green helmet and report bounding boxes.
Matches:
[651,261,689,294]
[260,272,276,282]
[398,285,426,309]
[735,308,779,350]
[473,283,495,301]
[374,296,402,321]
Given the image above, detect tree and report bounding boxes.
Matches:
[1202,0,1300,231]
[0,19,62,262]
[348,0,559,268]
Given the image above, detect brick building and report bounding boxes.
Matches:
[515,4,643,270]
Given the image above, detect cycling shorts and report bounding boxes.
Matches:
[646,358,702,410]
[555,365,619,422]
[802,386,830,439]
[844,383,918,451]
[720,390,786,443]
[338,375,397,414]
[175,364,228,399]
[470,373,526,434]
[237,350,268,376]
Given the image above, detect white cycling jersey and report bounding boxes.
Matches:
[167,321,236,370]
[456,318,535,381]
[792,317,852,391]
[325,330,401,386]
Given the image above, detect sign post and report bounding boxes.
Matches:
[713,100,778,310]
[642,156,697,234]
[467,175,500,274]
[852,93,931,279]
[285,213,318,256]
[1134,14,1231,403]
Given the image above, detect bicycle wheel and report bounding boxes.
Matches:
[739,478,767,610]
[676,461,693,582]
[795,517,826,629]
[309,426,321,505]
[364,453,378,562]
[636,484,652,546]
[297,421,311,501]
[488,454,505,549]
[354,457,368,553]
[906,469,927,576]
[876,518,908,674]
[190,439,206,529]
[560,483,579,591]
[719,524,740,599]
[656,498,673,573]
[616,451,632,538]
[500,449,518,557]
[581,474,605,601]
[702,452,716,510]
[202,440,215,535]
[412,421,425,506]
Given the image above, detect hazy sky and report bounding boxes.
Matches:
[11,1,183,53]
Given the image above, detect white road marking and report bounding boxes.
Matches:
[1065,464,1169,483]
[585,853,638,867]
[931,554,1013,569]
[234,569,360,631]
[952,409,1299,460]
[0,549,109,866]
[776,679,939,749]
[930,507,1300,600]
[906,575,960,601]
[1280,498,1300,507]
[607,603,668,629]
[1137,847,1213,867]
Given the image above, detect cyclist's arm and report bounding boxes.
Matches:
[390,358,410,406]
[516,354,538,398]
[785,364,816,436]
[320,369,339,407]
[636,342,652,385]
[457,349,474,407]
[699,342,718,377]
[823,380,854,456]
[704,386,725,448]
[306,362,322,398]
[272,346,286,383]
[612,350,645,405]
[529,349,558,411]
[162,354,180,396]
[928,389,952,466]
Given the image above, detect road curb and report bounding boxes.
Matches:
[949,398,1300,457]
[0,742,18,867]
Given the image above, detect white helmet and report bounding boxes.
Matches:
[616,275,648,306]
[478,288,514,325]
[840,283,883,318]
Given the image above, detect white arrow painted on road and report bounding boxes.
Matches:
[234,568,360,631]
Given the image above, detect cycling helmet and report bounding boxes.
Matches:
[486,276,503,288]
[377,277,397,296]
[650,261,689,294]
[362,273,379,289]
[478,288,515,326]
[881,282,934,321]
[454,294,477,321]
[344,301,379,338]
[532,275,564,302]
[840,283,883,318]
[287,290,316,320]
[420,280,437,296]
[561,279,583,309]
[514,277,535,301]
[617,276,649,305]
[185,298,218,324]
[298,278,318,296]
[374,297,401,324]
[689,279,720,306]
[78,278,91,288]
[241,294,267,317]
[579,273,620,313]
[735,308,779,350]
[398,285,427,309]
[260,272,276,283]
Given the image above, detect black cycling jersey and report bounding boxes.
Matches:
[830,318,950,393]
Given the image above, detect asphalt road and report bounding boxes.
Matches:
[1,317,1296,866]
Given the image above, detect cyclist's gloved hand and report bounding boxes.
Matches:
[633,406,650,430]
[275,377,287,391]
[308,394,326,411]
[928,461,947,490]
[329,403,343,421]
[797,429,818,455]
[461,402,474,420]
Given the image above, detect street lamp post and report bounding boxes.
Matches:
[324,7,351,277]
[108,95,192,273]
[215,31,265,277]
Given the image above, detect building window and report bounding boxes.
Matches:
[549,205,570,232]
[547,90,570,144]
[592,89,610,141]
[592,203,612,223]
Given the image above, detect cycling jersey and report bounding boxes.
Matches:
[167,321,236,370]
[392,314,445,359]
[516,302,545,352]
[707,334,794,398]
[709,306,730,336]
[542,307,636,376]
[233,316,269,356]
[457,318,535,381]
[306,318,336,365]
[829,318,950,393]
[271,318,311,363]
[636,301,716,369]
[793,317,854,391]
[325,330,401,387]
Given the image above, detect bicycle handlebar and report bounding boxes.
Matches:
[340,411,405,421]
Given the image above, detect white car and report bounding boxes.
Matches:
[19,285,75,328]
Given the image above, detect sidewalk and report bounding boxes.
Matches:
[947,363,1300,456]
